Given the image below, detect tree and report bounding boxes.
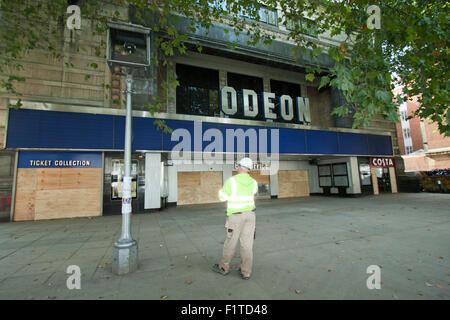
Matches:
[0,0,448,135]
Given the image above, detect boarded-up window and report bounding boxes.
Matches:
[177,171,222,205]
[278,170,310,198]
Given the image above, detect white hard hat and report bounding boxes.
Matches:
[238,157,253,171]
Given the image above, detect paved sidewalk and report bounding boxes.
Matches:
[0,193,449,300]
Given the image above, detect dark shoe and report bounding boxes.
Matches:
[212,264,229,275]
[238,268,250,280]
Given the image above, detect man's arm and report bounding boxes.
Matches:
[218,178,232,202]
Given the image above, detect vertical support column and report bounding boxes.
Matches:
[219,70,227,118]
[371,167,379,195]
[167,164,178,204]
[300,84,308,98]
[167,60,177,114]
[144,153,162,209]
[223,165,232,183]
[349,157,361,194]
[263,76,273,123]
[269,172,278,198]
[263,76,271,92]
[389,167,398,193]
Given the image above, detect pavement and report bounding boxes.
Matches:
[0,193,449,300]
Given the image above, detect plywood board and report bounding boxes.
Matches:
[16,168,37,190]
[14,168,37,221]
[13,167,102,221]
[36,168,61,190]
[200,171,222,204]
[278,170,310,198]
[178,171,222,205]
[13,189,36,221]
[232,171,270,184]
[59,168,102,189]
[34,188,101,220]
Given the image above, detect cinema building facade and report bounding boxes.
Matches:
[0,5,401,222]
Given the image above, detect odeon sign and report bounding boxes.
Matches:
[220,86,311,124]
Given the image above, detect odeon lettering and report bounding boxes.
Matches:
[220,86,311,124]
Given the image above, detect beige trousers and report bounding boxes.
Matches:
[219,211,256,277]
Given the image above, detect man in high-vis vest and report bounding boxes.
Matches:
[212,157,258,280]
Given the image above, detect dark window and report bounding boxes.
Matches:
[241,5,278,26]
[332,163,349,187]
[318,165,332,187]
[318,163,349,188]
[176,64,220,117]
[270,79,302,123]
[227,72,264,120]
[286,17,318,38]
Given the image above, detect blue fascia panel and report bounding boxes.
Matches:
[6,109,392,156]
[338,132,370,155]
[6,108,114,150]
[367,134,393,156]
[306,130,339,155]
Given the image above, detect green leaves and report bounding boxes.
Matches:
[375,90,392,104]
[318,76,330,90]
[305,73,315,82]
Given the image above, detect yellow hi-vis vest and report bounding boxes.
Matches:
[218,173,258,215]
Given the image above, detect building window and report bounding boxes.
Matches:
[318,163,349,188]
[286,17,318,38]
[227,72,264,120]
[332,163,349,187]
[403,128,411,139]
[318,165,332,187]
[403,111,408,122]
[241,5,278,26]
[270,79,302,123]
[359,161,372,186]
[208,0,227,11]
[176,64,220,117]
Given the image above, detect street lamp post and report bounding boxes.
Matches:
[112,73,138,275]
[106,22,151,275]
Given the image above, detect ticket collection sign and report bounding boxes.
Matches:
[18,151,102,168]
[370,157,394,168]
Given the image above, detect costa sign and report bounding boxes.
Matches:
[371,157,394,167]
[220,86,311,124]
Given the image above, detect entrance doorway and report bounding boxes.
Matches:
[375,167,391,193]
[103,152,146,215]
[0,151,15,222]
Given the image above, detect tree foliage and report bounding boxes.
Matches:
[0,0,448,134]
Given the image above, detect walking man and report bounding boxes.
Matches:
[213,157,258,280]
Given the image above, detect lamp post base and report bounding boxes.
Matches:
[112,240,138,275]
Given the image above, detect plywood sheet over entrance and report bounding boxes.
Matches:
[278,170,310,198]
[14,168,102,221]
[177,171,222,205]
[232,171,270,185]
